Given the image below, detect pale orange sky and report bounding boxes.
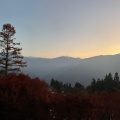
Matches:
[1,0,120,58]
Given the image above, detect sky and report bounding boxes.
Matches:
[0,0,120,58]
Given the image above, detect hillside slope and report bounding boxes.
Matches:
[22,54,120,86]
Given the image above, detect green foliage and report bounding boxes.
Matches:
[50,78,73,94]
[75,82,84,89]
[50,79,84,94]
[87,72,120,93]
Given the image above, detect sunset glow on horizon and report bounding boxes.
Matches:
[1,0,120,58]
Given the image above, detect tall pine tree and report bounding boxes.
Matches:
[0,24,27,75]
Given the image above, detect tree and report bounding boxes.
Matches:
[90,78,96,92]
[114,72,119,82]
[74,82,84,89]
[0,24,27,75]
[114,72,120,88]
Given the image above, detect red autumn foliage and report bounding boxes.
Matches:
[89,92,120,120]
[0,74,50,119]
[0,74,120,120]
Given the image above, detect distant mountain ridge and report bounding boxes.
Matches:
[22,54,120,86]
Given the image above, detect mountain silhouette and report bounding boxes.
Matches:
[22,54,120,86]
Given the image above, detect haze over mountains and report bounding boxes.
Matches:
[22,54,120,86]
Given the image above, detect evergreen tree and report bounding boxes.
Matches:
[107,73,113,81]
[74,82,84,89]
[91,78,96,92]
[114,72,120,88]
[0,24,26,75]
[50,79,55,86]
[114,72,119,82]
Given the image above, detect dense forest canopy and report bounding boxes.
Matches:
[0,73,120,119]
[50,72,120,94]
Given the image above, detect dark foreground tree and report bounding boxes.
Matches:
[0,24,26,75]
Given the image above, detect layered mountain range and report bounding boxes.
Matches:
[22,54,120,86]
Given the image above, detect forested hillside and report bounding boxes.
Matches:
[0,74,120,119]
[23,54,120,86]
